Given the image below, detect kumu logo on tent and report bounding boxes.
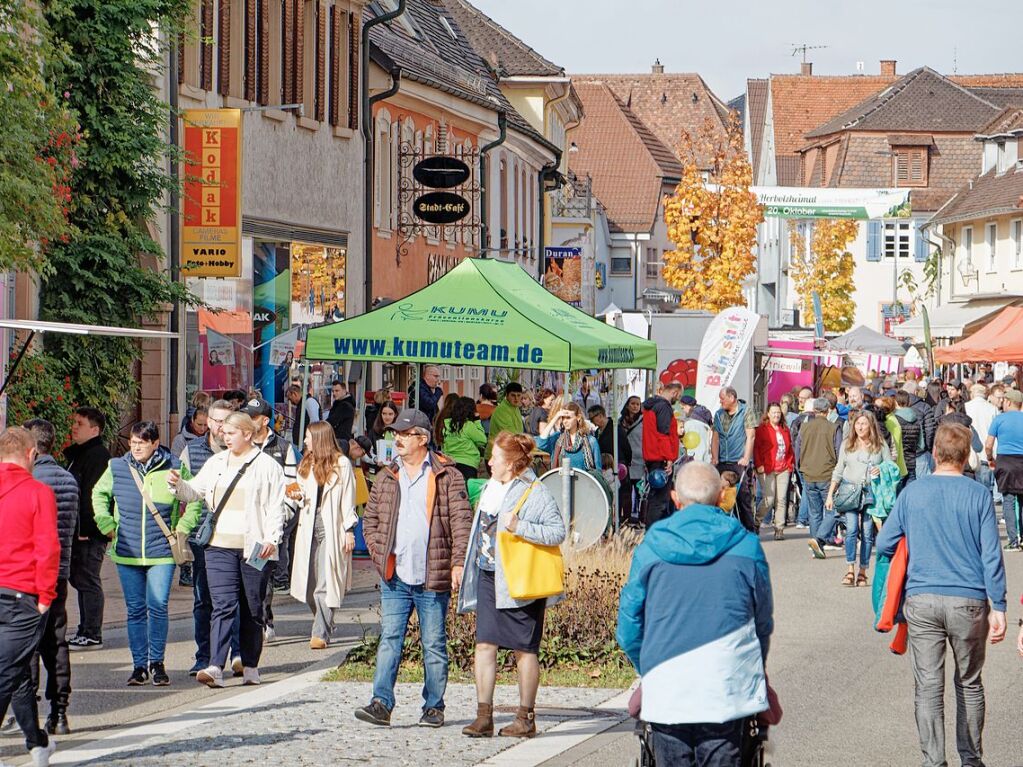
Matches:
[426,305,509,325]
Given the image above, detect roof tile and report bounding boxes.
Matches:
[438,0,562,77]
[746,79,768,179]
[932,166,1023,223]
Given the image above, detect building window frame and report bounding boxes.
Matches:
[962,225,974,272]
[893,147,928,188]
[883,220,912,260]
[1012,218,1022,271]
[610,256,632,276]
[985,221,998,273]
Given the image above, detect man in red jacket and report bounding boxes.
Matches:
[0,427,60,765]
[642,382,682,527]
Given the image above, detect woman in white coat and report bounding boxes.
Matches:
[289,421,358,649]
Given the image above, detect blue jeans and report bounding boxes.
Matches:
[1003,494,1021,547]
[804,481,836,545]
[116,563,175,668]
[651,719,744,766]
[371,577,449,712]
[844,510,875,567]
[795,470,809,525]
[191,542,241,667]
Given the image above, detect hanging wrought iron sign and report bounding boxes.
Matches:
[413,191,471,225]
[413,156,471,189]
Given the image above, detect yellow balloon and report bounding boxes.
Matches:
[682,430,701,450]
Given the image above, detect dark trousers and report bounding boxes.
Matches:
[651,719,744,767]
[31,579,70,708]
[272,513,300,588]
[204,547,271,669]
[0,590,49,752]
[717,462,756,532]
[69,537,106,640]
[190,543,241,667]
[455,464,478,482]
[644,461,673,528]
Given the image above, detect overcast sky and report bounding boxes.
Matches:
[470,0,1023,101]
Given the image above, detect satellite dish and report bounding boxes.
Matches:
[538,468,610,551]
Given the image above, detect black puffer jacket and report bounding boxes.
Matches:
[33,455,79,579]
[907,394,936,453]
[64,435,110,541]
[893,408,923,478]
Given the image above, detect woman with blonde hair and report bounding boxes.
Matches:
[289,421,358,649]
[459,432,566,739]
[536,402,600,471]
[169,411,286,688]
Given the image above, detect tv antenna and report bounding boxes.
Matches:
[791,43,828,63]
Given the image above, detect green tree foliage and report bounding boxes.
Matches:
[40,0,195,421]
[0,0,75,271]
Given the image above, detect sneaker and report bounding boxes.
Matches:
[150,662,170,686]
[1003,541,1020,551]
[264,625,277,644]
[309,637,327,650]
[823,541,844,551]
[808,540,826,560]
[126,667,149,686]
[30,739,56,767]
[231,657,244,676]
[68,635,102,651]
[178,564,193,587]
[795,523,809,529]
[196,665,225,688]
[189,660,207,677]
[242,667,260,686]
[354,699,392,727]
[419,708,444,728]
[272,581,290,594]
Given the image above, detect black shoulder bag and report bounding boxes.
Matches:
[191,455,259,547]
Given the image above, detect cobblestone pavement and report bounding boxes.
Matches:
[70,682,623,767]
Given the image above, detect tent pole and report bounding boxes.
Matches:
[298,359,311,448]
[611,384,619,535]
[411,362,419,411]
[0,331,36,399]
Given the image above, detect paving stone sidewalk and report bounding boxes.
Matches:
[73,682,624,767]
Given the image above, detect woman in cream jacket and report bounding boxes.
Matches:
[289,422,358,648]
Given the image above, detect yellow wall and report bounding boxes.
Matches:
[502,88,546,135]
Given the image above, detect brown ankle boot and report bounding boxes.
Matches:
[462,702,494,737]
[498,706,536,738]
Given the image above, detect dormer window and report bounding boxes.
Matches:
[893,147,928,187]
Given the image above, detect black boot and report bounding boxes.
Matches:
[46,705,70,735]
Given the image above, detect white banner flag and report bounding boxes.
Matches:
[695,307,761,407]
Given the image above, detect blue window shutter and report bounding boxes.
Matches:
[914,219,929,262]
[867,220,882,262]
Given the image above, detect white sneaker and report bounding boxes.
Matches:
[31,740,56,767]
[196,665,225,688]
[263,625,276,643]
[242,667,261,686]
[231,656,244,676]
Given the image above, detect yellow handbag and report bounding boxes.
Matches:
[497,482,565,600]
[354,466,370,507]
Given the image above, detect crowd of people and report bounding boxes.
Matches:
[2,360,1023,766]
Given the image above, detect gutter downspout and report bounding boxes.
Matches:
[361,0,406,313]
[479,112,507,258]
[536,150,561,265]
[168,38,181,428]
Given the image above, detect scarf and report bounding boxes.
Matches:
[552,430,596,470]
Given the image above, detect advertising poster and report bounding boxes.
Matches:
[752,186,911,220]
[542,246,582,307]
[291,243,346,326]
[205,329,236,367]
[269,328,300,366]
[694,307,761,407]
[253,241,291,408]
[181,109,243,277]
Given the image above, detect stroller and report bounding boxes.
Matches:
[629,686,773,767]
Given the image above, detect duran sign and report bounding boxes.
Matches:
[413,191,470,225]
[181,109,243,277]
[413,156,471,189]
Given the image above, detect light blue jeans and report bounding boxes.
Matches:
[844,510,875,567]
[116,563,175,668]
[371,577,450,712]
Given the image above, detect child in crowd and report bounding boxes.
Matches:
[719,470,739,513]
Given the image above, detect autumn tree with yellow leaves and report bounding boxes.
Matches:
[788,219,858,332]
[662,116,763,312]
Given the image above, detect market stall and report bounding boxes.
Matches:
[935,307,1023,363]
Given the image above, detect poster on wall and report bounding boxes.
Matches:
[880,302,912,338]
[253,241,292,407]
[291,243,346,326]
[205,329,236,367]
[181,109,243,277]
[269,328,300,366]
[542,247,582,307]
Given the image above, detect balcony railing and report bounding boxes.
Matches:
[551,174,592,219]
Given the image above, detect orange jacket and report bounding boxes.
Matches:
[875,537,909,655]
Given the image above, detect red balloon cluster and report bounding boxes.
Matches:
[659,358,698,389]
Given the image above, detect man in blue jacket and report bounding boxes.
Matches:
[876,422,1006,767]
[618,461,773,766]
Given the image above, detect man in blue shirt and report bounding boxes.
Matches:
[877,422,1007,767]
[985,388,1023,550]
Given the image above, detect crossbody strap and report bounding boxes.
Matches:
[209,455,259,531]
[509,481,539,518]
[129,467,175,541]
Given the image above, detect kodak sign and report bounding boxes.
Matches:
[181,109,243,277]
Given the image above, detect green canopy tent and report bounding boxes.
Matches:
[303,257,657,534]
[304,257,657,371]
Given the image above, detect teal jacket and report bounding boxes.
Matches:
[868,460,902,520]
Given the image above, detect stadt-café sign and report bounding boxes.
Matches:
[412,156,470,189]
[181,109,243,278]
[414,191,470,225]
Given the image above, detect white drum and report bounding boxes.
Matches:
[538,467,610,551]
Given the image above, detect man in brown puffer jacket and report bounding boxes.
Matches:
[355,409,472,730]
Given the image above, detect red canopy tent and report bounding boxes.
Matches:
[934,307,1023,363]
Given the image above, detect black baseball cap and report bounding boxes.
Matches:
[391,409,432,433]
[241,397,272,418]
[680,395,697,406]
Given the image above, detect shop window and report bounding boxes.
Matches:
[611,257,632,276]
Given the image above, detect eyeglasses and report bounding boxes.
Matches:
[393,431,425,442]
[128,440,153,448]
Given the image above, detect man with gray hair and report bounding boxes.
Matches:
[618,461,773,765]
[711,387,758,531]
[795,398,843,559]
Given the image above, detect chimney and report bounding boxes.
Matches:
[800,61,813,76]
[880,59,897,77]
[652,58,664,74]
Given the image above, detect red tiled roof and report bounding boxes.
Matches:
[979,107,1023,136]
[572,73,729,166]
[746,79,768,180]
[568,82,682,233]
[931,166,1023,224]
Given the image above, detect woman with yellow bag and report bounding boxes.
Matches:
[457,432,566,739]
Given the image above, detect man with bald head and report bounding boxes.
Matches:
[617,462,773,765]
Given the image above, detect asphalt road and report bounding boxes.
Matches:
[542,523,1023,767]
